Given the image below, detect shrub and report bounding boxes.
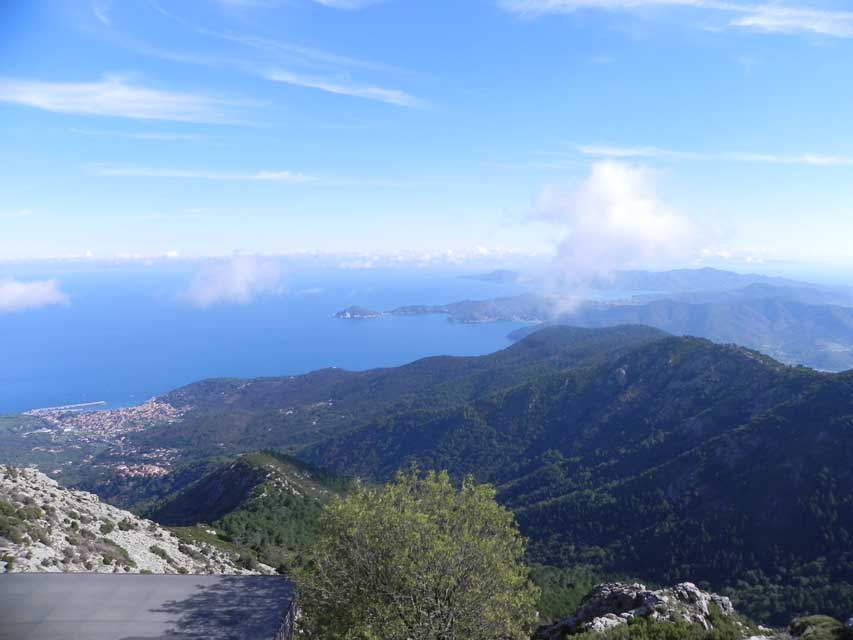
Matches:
[297,469,539,640]
[790,616,848,640]
[149,545,171,562]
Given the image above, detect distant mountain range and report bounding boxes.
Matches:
[457,267,813,293]
[335,268,853,371]
[514,295,853,371]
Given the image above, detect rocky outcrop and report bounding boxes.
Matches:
[538,582,736,639]
[0,465,274,574]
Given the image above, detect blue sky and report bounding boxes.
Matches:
[2,0,853,271]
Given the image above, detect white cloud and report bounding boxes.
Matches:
[94,166,315,182]
[265,71,424,108]
[182,256,284,307]
[0,278,69,313]
[503,0,723,12]
[70,128,205,141]
[537,162,698,285]
[500,0,853,39]
[730,6,853,38]
[578,144,853,166]
[92,2,112,26]
[0,75,252,123]
[577,145,705,160]
[141,6,416,105]
[312,0,386,9]
[0,209,33,218]
[202,30,388,72]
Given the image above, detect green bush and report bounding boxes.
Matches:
[790,616,848,640]
[149,545,171,562]
[1,553,16,571]
[99,521,115,535]
[572,617,743,640]
[297,469,539,640]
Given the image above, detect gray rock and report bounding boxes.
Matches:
[537,582,737,639]
[0,465,274,575]
[586,614,627,633]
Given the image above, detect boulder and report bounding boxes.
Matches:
[537,582,736,639]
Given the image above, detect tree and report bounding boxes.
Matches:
[295,469,540,640]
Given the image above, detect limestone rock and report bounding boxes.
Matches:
[0,465,274,575]
[537,582,736,639]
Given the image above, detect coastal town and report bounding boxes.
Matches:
[11,399,188,479]
[24,399,185,440]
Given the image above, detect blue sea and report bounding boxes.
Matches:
[0,264,528,414]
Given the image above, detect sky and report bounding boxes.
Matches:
[2,0,853,272]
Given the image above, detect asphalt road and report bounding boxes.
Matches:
[0,573,294,640]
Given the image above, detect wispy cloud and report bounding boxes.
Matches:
[0,75,254,123]
[730,6,853,38]
[122,42,421,108]
[503,0,727,12]
[577,144,853,166]
[500,0,853,39]
[0,278,69,313]
[70,128,206,141]
[0,209,33,219]
[147,2,418,106]
[93,166,432,188]
[200,29,389,72]
[182,256,283,307]
[93,166,316,182]
[265,70,425,108]
[312,0,386,9]
[92,2,111,26]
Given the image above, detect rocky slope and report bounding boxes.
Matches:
[0,465,274,574]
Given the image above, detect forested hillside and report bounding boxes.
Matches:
[126,325,667,459]
[300,330,853,623]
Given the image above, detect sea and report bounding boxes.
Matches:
[0,264,528,414]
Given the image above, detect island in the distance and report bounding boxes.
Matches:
[334,294,556,324]
[334,305,384,319]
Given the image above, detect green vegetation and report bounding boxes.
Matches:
[127,325,667,460]
[148,451,347,571]
[530,564,601,625]
[0,497,49,546]
[296,469,539,640]
[571,617,743,640]
[149,544,171,562]
[298,331,853,623]
[790,616,853,640]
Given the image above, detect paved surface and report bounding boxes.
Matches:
[0,574,294,640]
